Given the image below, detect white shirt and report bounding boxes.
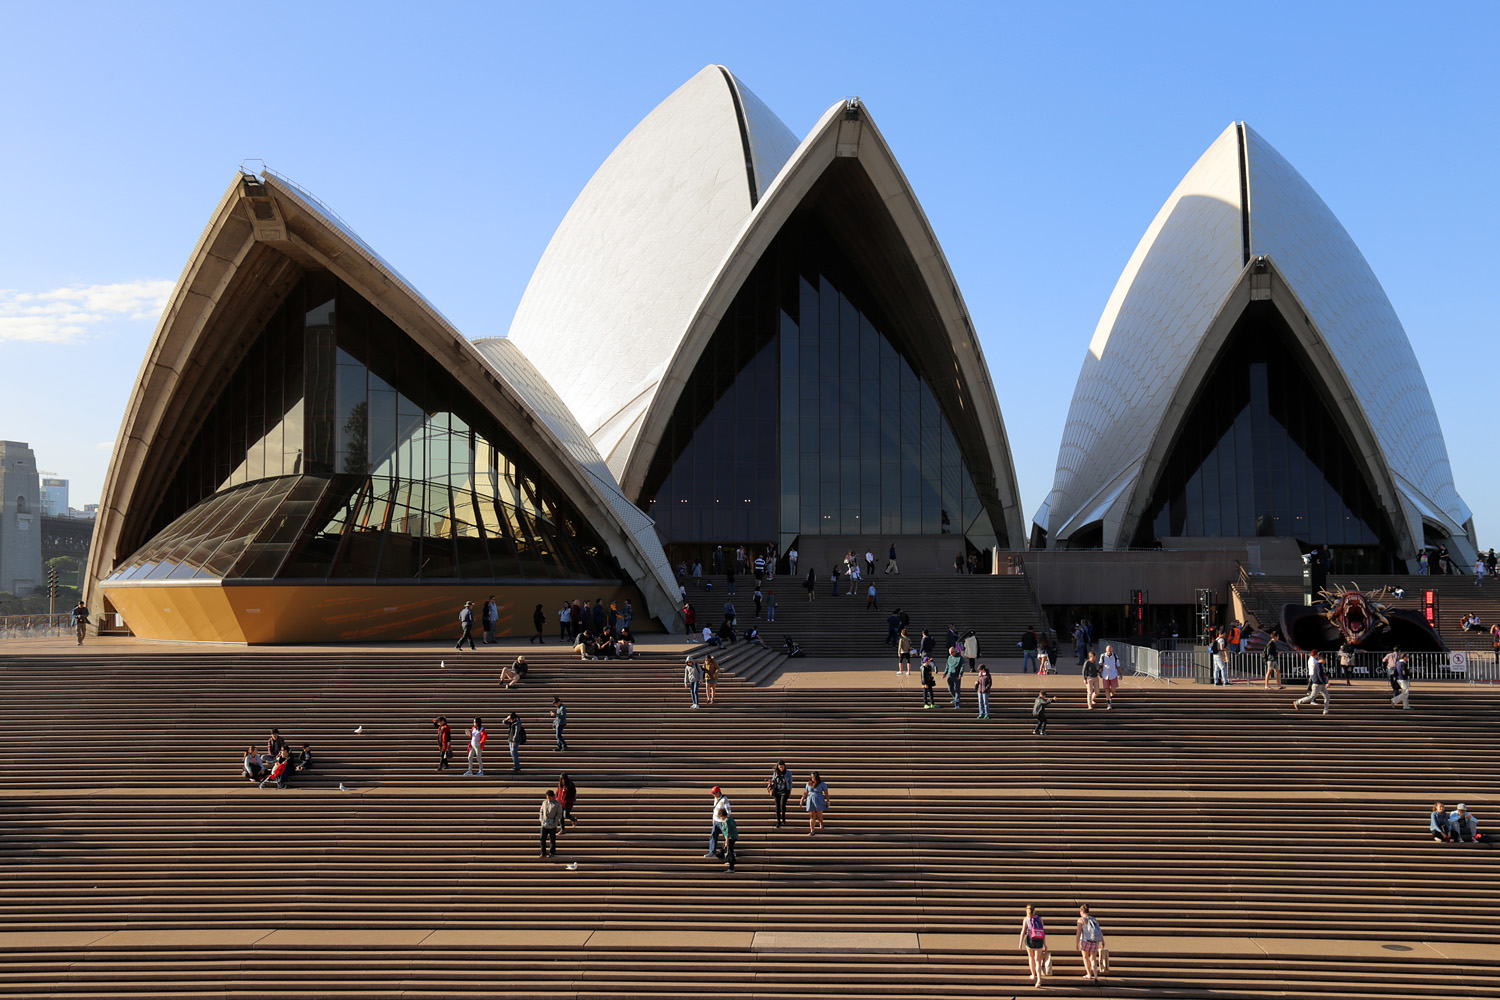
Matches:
[470,726,483,750]
[1100,655,1120,680]
[713,796,733,822]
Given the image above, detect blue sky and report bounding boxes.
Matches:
[2,1,1496,548]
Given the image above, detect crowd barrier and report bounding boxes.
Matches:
[0,614,70,640]
[1096,639,1499,686]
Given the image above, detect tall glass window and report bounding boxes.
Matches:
[118,273,621,583]
[639,215,1001,561]
[1133,302,1395,555]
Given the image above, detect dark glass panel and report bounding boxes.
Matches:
[1133,301,1395,559]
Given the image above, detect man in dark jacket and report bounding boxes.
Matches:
[1019,627,1039,674]
[455,601,476,651]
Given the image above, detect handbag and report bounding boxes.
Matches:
[1042,950,1053,976]
[1098,946,1109,972]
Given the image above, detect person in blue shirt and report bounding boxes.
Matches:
[800,772,829,836]
[1430,801,1454,842]
[944,647,966,709]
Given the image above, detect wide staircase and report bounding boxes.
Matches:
[682,572,1042,661]
[2,647,1499,998]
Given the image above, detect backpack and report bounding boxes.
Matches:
[1081,915,1102,942]
[514,724,528,745]
[1028,915,1045,939]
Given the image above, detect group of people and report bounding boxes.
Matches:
[682,654,722,708]
[571,626,637,661]
[1080,646,1121,709]
[1429,801,1483,842]
[450,596,633,649]
[1474,547,1499,584]
[1019,904,1110,986]
[435,712,532,776]
[242,727,311,789]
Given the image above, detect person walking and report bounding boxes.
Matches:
[1019,905,1048,988]
[558,603,571,641]
[481,596,499,644]
[752,587,764,619]
[556,773,579,832]
[71,600,90,645]
[867,582,879,611]
[944,646,966,710]
[431,716,452,771]
[725,566,736,595]
[1076,905,1106,981]
[550,697,569,750]
[766,589,776,623]
[1083,650,1102,709]
[1294,650,1331,714]
[804,568,816,602]
[704,654,721,706]
[530,603,546,644]
[711,788,737,871]
[788,547,798,576]
[1099,644,1121,708]
[767,761,794,827]
[896,628,913,674]
[465,717,486,776]
[1389,648,1412,710]
[454,600,477,651]
[705,786,731,858]
[1032,691,1058,736]
[920,654,937,708]
[830,565,841,597]
[974,663,993,719]
[505,712,525,773]
[1263,630,1284,689]
[884,543,898,575]
[539,790,562,858]
[800,771,829,836]
[684,656,704,709]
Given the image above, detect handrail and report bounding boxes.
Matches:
[0,614,71,640]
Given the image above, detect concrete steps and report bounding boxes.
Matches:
[681,573,1040,658]
[1,649,1498,997]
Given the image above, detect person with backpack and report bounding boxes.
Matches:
[550,697,569,750]
[684,656,704,709]
[556,773,579,833]
[505,712,526,773]
[1262,629,1284,690]
[1018,904,1048,987]
[1076,904,1106,981]
[766,761,794,828]
[1294,650,1331,714]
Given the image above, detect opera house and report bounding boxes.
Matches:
[83,68,1474,643]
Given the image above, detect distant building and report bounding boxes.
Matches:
[0,441,43,596]
[39,478,68,517]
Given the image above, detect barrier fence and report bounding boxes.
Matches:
[1097,639,1500,685]
[0,614,71,640]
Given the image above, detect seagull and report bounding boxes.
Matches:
[354,726,363,734]
[338,783,350,792]
[565,862,578,871]
[440,660,447,669]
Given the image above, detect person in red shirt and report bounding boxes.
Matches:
[431,716,452,771]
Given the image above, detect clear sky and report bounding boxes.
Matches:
[2,1,1495,549]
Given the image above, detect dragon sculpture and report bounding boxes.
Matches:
[1279,582,1445,652]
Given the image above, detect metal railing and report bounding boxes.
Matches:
[0,614,71,640]
[1097,639,1499,686]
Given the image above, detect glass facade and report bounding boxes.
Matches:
[112,273,621,584]
[639,216,1001,559]
[1132,302,1396,557]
